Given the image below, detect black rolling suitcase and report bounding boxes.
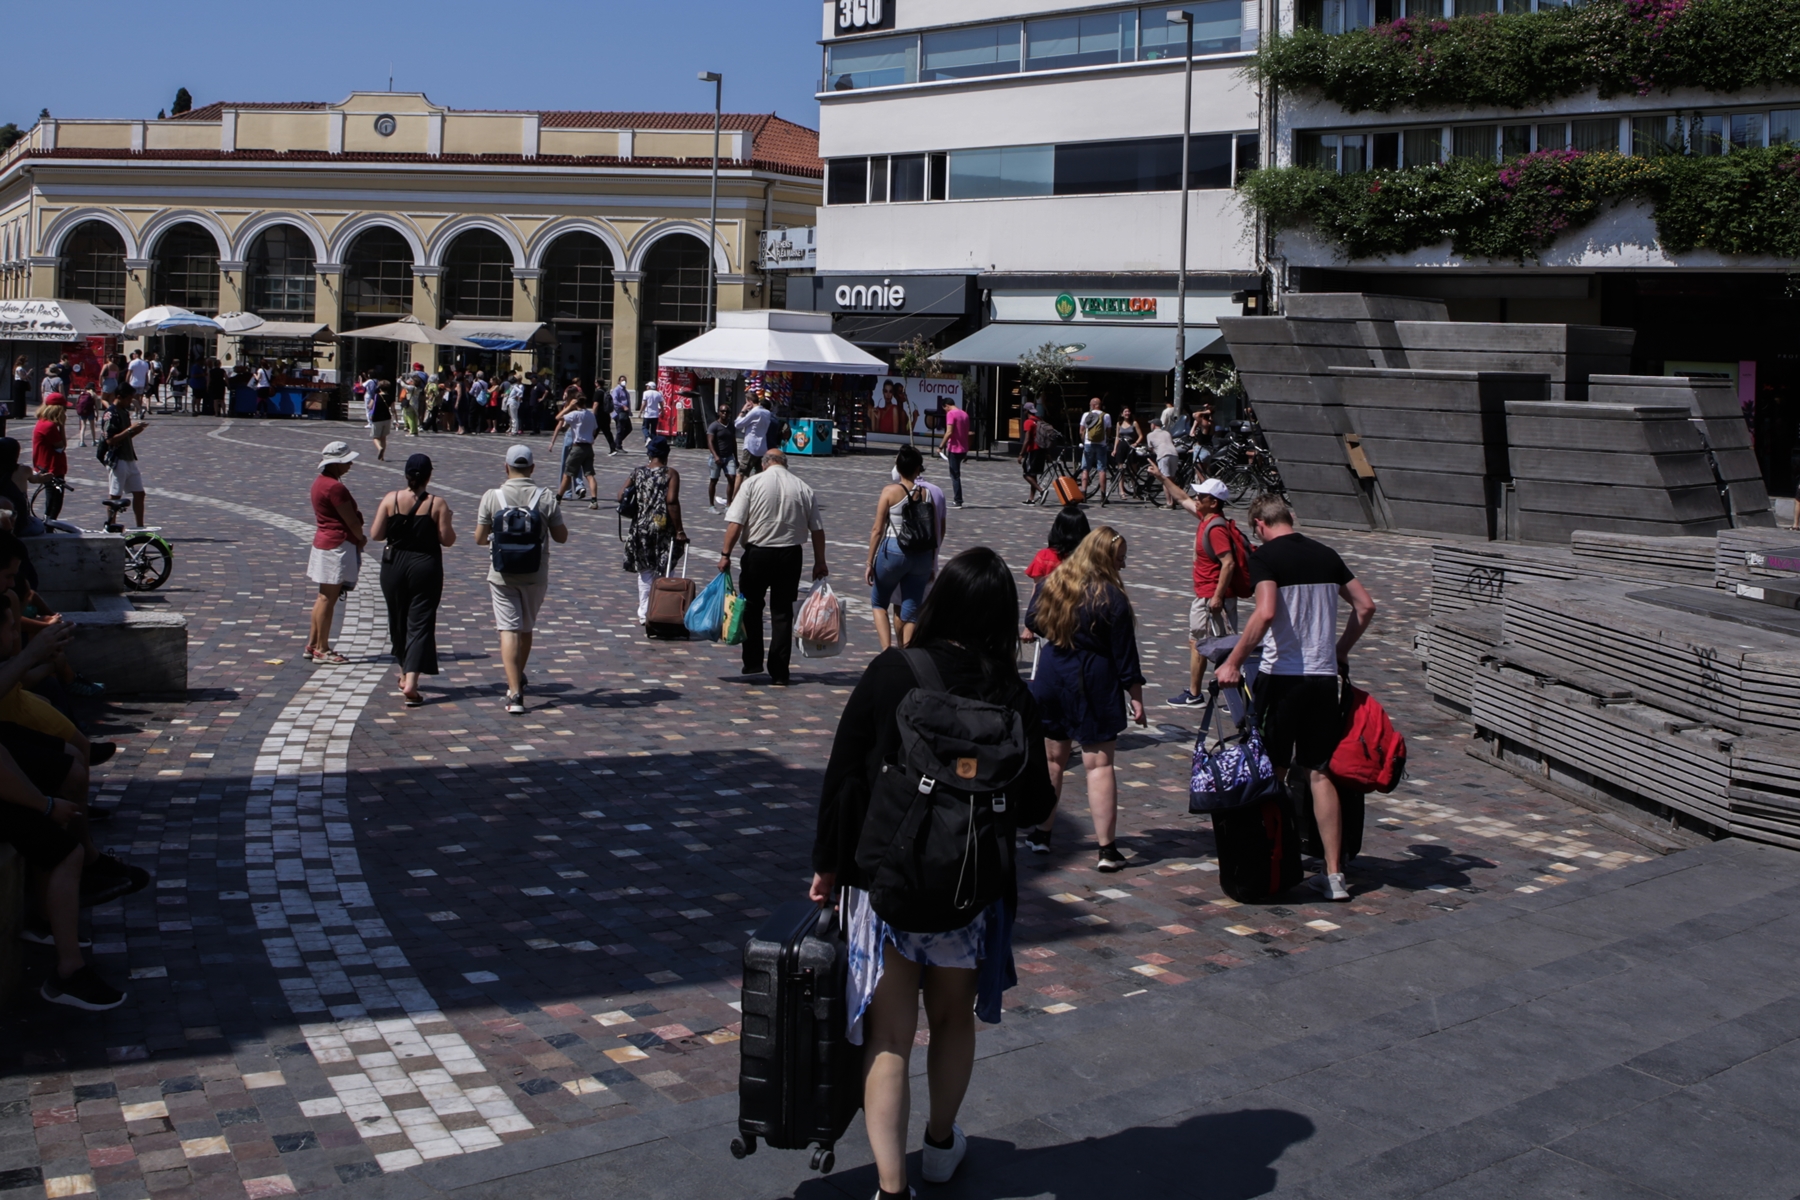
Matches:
[730,900,863,1174]
[1213,798,1304,904]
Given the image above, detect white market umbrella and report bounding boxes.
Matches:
[213,311,268,334]
[123,305,226,336]
[339,315,481,348]
[0,299,124,341]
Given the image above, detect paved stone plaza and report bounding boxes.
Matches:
[6,417,1792,1200]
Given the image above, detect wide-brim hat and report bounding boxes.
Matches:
[318,441,359,470]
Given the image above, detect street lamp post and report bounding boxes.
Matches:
[1167,10,1194,418]
[699,71,723,333]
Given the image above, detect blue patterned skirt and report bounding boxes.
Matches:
[843,886,1017,1045]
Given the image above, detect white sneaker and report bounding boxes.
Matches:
[1315,872,1350,901]
[921,1125,966,1184]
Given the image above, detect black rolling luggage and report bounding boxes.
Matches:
[1213,797,1304,904]
[731,900,863,1174]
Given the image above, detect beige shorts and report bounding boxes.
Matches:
[490,581,548,633]
[1189,595,1239,638]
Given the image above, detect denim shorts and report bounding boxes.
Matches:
[1081,443,1107,474]
[869,538,932,622]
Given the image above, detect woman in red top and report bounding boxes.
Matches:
[31,402,68,519]
[306,442,366,665]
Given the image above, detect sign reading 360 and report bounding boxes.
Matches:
[836,0,896,35]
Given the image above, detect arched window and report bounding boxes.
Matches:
[151,223,221,315]
[246,225,317,319]
[341,226,415,322]
[642,234,711,326]
[441,230,513,320]
[61,221,127,316]
[541,233,614,322]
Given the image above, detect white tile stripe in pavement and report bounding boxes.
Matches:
[98,480,538,1173]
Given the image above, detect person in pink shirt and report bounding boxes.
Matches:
[940,395,971,508]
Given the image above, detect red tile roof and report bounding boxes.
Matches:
[169,101,329,121]
[19,146,822,179]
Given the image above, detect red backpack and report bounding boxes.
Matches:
[1199,516,1254,599]
[1329,684,1407,793]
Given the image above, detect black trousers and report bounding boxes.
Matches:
[738,544,803,682]
[380,550,443,675]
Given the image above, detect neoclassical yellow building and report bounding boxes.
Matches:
[0,92,821,388]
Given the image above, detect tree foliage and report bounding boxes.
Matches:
[172,88,193,115]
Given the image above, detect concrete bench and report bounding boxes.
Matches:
[60,606,188,695]
[20,533,126,596]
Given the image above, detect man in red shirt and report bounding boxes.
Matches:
[1018,402,1044,505]
[1151,470,1250,706]
[939,395,971,508]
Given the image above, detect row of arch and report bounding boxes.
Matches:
[39,208,732,275]
[59,219,713,325]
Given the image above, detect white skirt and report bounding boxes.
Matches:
[307,543,360,588]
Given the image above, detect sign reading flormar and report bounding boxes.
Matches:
[1056,293,1159,320]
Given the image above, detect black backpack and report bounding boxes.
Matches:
[895,485,937,555]
[488,486,548,575]
[853,649,1030,933]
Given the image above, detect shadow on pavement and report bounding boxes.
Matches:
[798,1109,1316,1200]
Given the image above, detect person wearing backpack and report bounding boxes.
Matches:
[475,445,568,714]
[1023,527,1146,868]
[1149,467,1254,707]
[864,445,939,652]
[812,547,1056,1196]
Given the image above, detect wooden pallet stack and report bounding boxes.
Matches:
[1427,536,1713,618]
[1394,322,1635,402]
[1588,375,1774,526]
[1333,367,1545,540]
[1417,530,1800,849]
[1714,528,1800,588]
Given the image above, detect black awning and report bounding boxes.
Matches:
[832,312,960,348]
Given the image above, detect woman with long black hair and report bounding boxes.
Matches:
[370,454,455,706]
[813,547,1057,1197]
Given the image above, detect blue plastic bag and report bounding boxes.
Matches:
[685,570,732,640]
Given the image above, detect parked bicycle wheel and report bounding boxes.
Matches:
[123,533,173,591]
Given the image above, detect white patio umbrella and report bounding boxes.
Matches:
[122,306,226,336]
[213,311,268,334]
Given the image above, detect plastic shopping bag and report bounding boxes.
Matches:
[795,581,842,645]
[685,570,732,641]
[723,591,747,646]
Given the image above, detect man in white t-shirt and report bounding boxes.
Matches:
[475,445,569,715]
[640,381,664,445]
[125,352,150,417]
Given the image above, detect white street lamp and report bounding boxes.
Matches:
[699,71,724,332]
[1167,10,1194,417]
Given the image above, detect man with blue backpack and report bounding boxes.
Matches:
[475,445,568,714]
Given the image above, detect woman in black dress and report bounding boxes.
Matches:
[370,454,456,706]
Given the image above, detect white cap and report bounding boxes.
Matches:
[1191,478,1230,503]
[505,444,535,468]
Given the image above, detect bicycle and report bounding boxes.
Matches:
[41,485,175,592]
[1203,421,1287,505]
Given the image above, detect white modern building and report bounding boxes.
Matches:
[806,0,1267,432]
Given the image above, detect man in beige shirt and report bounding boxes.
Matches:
[717,449,828,685]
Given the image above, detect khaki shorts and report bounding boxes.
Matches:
[490,581,548,633]
[1189,596,1239,638]
[107,458,144,495]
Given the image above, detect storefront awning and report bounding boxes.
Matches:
[237,321,335,343]
[833,312,959,349]
[0,300,123,341]
[438,320,551,351]
[658,310,887,375]
[939,322,1225,373]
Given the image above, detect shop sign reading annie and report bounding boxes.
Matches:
[1056,293,1158,320]
[836,280,907,310]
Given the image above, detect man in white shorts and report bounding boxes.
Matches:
[476,445,567,714]
[102,392,148,527]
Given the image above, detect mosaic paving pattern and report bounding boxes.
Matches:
[0,417,1655,1200]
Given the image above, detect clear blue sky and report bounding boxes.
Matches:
[3,0,825,129]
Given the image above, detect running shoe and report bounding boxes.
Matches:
[921,1124,967,1184]
[1314,872,1351,901]
[1096,845,1127,873]
[505,692,527,715]
[41,966,125,1011]
[1166,690,1204,707]
[1024,827,1052,855]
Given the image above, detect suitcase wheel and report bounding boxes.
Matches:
[810,1147,834,1174]
[730,1135,755,1159]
